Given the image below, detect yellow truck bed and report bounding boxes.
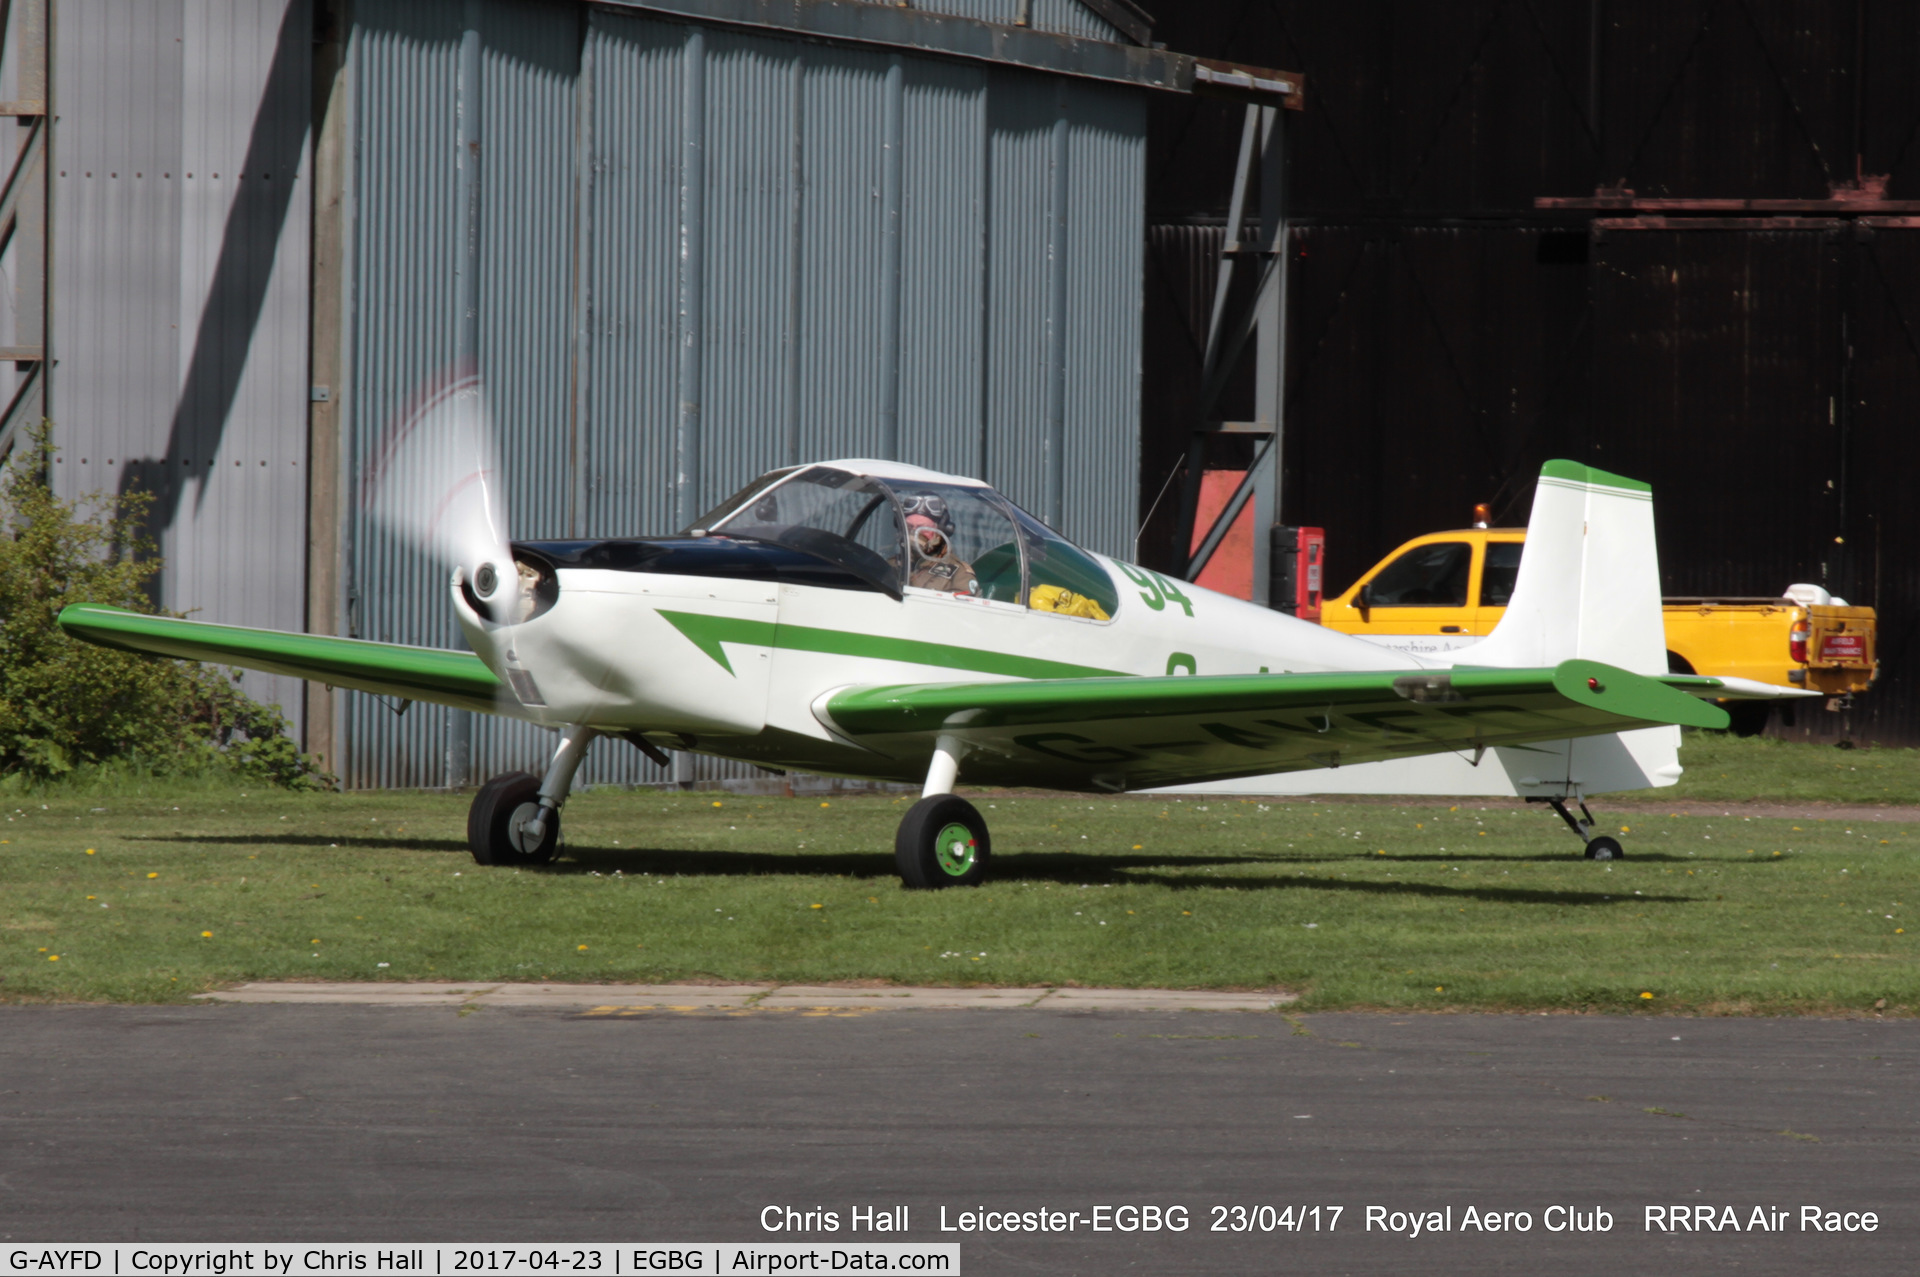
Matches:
[1320,528,1877,700]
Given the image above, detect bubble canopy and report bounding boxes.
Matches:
[687,463,1121,618]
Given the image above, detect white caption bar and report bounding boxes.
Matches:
[4,1247,960,1277]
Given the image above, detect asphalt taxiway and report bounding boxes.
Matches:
[0,1000,1914,1274]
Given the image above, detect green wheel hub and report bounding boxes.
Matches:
[933,822,977,876]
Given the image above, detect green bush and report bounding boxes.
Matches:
[0,424,332,790]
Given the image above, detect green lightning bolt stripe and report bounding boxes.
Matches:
[657,610,1126,680]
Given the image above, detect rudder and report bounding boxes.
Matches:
[1461,460,1665,675]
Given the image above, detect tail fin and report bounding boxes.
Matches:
[1463,460,1665,675]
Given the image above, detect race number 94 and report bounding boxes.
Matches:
[1117,564,1194,617]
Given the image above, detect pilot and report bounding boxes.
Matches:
[902,495,977,595]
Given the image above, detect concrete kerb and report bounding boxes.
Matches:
[196,982,1296,1013]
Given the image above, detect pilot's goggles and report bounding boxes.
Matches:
[899,493,949,520]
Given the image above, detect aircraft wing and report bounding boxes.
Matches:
[57,603,518,719]
[820,659,1731,792]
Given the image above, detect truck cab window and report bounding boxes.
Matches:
[1481,541,1524,607]
[1364,542,1471,607]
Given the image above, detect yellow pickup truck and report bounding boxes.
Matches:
[1320,527,1877,732]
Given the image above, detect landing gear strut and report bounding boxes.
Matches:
[1530,795,1624,861]
[468,725,600,865]
[896,733,990,889]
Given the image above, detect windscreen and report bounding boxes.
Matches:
[706,467,905,595]
[685,467,800,533]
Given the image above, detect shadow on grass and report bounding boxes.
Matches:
[129,833,1694,906]
[558,846,1691,906]
[1319,850,1716,865]
[126,833,468,854]
[135,832,1720,872]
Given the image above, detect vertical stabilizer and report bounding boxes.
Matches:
[1461,460,1665,675]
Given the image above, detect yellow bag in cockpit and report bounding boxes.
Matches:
[1029,583,1110,621]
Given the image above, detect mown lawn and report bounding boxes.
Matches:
[4,733,1917,1012]
[1643,730,1920,806]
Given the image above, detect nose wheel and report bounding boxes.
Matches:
[466,725,600,866]
[468,771,560,865]
[896,794,991,888]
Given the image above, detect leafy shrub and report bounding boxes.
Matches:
[0,425,332,789]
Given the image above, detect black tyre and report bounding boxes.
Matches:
[895,794,990,889]
[1585,835,1624,862]
[468,771,559,866]
[1723,701,1772,737]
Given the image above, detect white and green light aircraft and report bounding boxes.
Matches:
[59,380,1785,886]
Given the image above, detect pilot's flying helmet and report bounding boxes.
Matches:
[898,491,953,534]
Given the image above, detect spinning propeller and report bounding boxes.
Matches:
[364,366,518,626]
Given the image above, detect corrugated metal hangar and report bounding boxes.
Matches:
[11,0,1296,787]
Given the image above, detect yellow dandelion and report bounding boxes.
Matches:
[1620,826,1631,834]
[1132,844,1142,850]
[1376,849,1385,855]
[711,800,722,807]
[819,802,831,808]
[577,944,589,951]
[1639,992,1654,1000]
[810,903,823,909]
[200,931,212,938]
[146,871,159,879]
[48,955,59,962]
[84,848,95,855]
[86,896,95,901]
[1182,910,1191,916]
[1434,986,1444,992]
[867,897,878,903]
[310,939,320,944]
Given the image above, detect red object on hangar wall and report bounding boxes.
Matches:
[1188,470,1257,600]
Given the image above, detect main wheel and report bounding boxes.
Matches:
[895,794,990,889]
[468,771,560,866]
[1584,835,1624,861]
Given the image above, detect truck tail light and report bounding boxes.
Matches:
[1789,618,1809,664]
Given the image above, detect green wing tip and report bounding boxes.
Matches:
[1539,459,1653,494]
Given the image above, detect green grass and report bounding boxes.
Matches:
[1630,731,1920,806]
[4,747,1918,1012]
